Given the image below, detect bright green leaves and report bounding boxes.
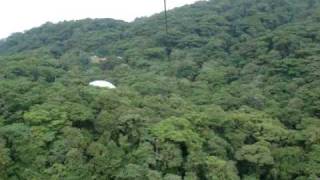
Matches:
[205,156,240,180]
[163,174,182,180]
[304,145,320,177]
[235,141,274,166]
[95,110,117,133]
[23,103,68,128]
[24,102,94,129]
[235,141,274,178]
[116,164,146,180]
[151,117,203,151]
[197,61,228,88]
[23,108,52,125]
[62,127,90,149]
[157,143,184,171]
[0,123,45,178]
[151,117,203,177]
[87,141,124,178]
[223,110,289,148]
[271,146,304,179]
[30,126,56,148]
[65,102,94,123]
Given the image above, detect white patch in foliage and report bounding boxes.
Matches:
[89,80,116,89]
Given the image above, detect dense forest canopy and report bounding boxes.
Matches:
[0,0,320,179]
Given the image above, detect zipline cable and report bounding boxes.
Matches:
[163,0,171,59]
[164,0,168,34]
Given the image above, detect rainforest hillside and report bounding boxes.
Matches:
[0,0,320,179]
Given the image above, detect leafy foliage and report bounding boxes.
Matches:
[0,0,320,179]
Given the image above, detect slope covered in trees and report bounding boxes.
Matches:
[0,0,320,179]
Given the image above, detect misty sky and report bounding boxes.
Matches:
[0,0,200,39]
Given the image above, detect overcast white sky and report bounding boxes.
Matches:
[0,0,200,39]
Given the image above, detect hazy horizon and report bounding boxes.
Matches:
[0,0,200,39]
